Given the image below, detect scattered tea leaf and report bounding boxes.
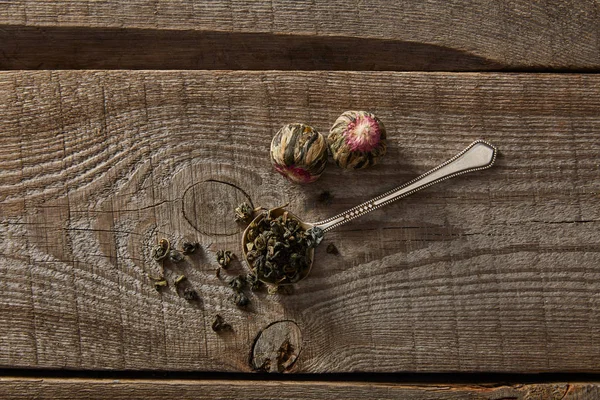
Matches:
[234,202,254,223]
[276,339,295,372]
[246,272,263,291]
[305,227,324,248]
[317,191,333,205]
[326,243,339,255]
[153,278,168,291]
[212,314,232,332]
[228,275,246,292]
[183,287,198,301]
[182,241,199,255]
[151,238,170,261]
[174,274,187,285]
[216,250,233,269]
[169,249,184,263]
[233,291,249,307]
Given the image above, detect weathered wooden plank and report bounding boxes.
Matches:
[0,71,599,373]
[0,1,599,70]
[1,378,599,400]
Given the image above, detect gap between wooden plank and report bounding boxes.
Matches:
[0,26,508,71]
[1,376,599,400]
[2,25,598,72]
[3,369,600,384]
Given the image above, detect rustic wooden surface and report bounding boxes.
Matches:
[2,0,600,396]
[1,0,600,70]
[1,71,599,374]
[1,378,599,400]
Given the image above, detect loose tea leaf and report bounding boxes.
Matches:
[169,249,184,263]
[234,202,254,223]
[182,241,199,255]
[305,227,324,248]
[228,275,246,292]
[153,278,168,291]
[326,243,339,255]
[174,274,187,285]
[276,339,295,372]
[151,238,170,261]
[246,272,263,291]
[233,291,249,307]
[183,287,198,301]
[317,191,333,205]
[216,250,233,269]
[212,314,231,332]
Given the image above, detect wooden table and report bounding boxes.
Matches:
[1,1,600,398]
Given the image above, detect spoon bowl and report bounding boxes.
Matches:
[242,207,315,285]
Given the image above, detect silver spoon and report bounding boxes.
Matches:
[243,139,497,285]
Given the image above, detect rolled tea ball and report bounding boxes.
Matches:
[270,123,328,184]
[328,110,387,169]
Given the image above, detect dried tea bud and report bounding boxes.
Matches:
[270,123,328,184]
[234,202,254,223]
[169,249,184,263]
[216,250,233,268]
[151,238,170,261]
[182,241,199,255]
[212,314,231,332]
[328,111,387,169]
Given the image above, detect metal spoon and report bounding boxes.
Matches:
[242,139,497,285]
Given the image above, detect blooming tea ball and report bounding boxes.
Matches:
[270,123,328,184]
[328,111,387,169]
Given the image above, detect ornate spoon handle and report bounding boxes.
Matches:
[312,140,497,232]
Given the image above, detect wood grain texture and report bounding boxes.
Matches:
[0,0,599,70]
[1,378,599,400]
[1,71,599,373]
